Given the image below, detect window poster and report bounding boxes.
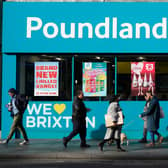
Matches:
[131,62,155,96]
[83,62,107,97]
[34,62,59,96]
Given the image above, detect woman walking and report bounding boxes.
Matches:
[98,95,126,152]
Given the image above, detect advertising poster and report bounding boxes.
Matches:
[34,62,59,96]
[131,62,155,96]
[83,62,107,97]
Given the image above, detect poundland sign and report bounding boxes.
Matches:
[3,2,168,53]
[27,17,168,40]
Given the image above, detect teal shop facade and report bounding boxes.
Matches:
[2,2,168,140]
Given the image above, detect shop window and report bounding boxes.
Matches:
[117,55,168,100]
[17,55,72,101]
[74,55,115,101]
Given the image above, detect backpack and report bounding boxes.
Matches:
[16,94,29,113]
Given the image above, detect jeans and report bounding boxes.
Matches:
[150,130,160,143]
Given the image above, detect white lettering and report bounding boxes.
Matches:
[27,104,42,115]
[112,17,117,38]
[26,116,36,128]
[95,17,110,38]
[86,117,95,128]
[52,116,62,128]
[61,23,75,38]
[78,23,93,38]
[43,104,52,115]
[63,116,72,128]
[120,23,133,39]
[43,23,58,38]
[37,117,47,128]
[136,23,150,39]
[27,17,42,38]
[152,18,167,39]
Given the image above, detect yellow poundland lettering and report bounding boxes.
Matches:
[54,104,66,114]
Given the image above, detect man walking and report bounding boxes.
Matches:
[139,91,163,147]
[0,88,29,145]
[63,90,90,148]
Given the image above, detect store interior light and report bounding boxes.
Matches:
[47,56,55,58]
[96,56,101,60]
[55,58,62,61]
[104,60,110,63]
[41,54,47,57]
[138,56,144,60]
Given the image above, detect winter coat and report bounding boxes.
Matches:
[72,96,87,121]
[141,96,160,131]
[104,102,122,140]
[107,102,122,122]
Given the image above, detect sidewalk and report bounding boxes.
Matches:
[0,139,168,160]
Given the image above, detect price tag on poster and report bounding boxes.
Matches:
[83,62,107,97]
[34,62,59,96]
[131,62,155,96]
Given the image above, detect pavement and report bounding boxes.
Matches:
[0,139,168,160]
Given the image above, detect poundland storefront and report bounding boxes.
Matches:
[2,2,168,140]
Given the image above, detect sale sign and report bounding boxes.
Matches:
[131,62,155,96]
[83,62,107,97]
[34,62,59,96]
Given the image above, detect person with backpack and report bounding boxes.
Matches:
[0,88,29,145]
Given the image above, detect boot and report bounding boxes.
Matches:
[63,137,68,148]
[98,140,106,151]
[116,139,126,152]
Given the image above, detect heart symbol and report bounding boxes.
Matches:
[53,104,66,114]
[131,63,143,75]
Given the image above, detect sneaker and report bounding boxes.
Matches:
[138,138,147,143]
[158,136,164,144]
[80,144,91,148]
[146,142,155,147]
[117,147,126,152]
[19,140,29,145]
[63,137,67,148]
[0,140,8,144]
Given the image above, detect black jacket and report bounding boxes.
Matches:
[10,94,28,117]
[72,96,87,121]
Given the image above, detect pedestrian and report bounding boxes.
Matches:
[63,90,91,148]
[0,88,29,145]
[138,95,150,143]
[139,91,163,147]
[98,95,126,152]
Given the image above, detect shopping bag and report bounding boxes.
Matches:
[117,111,124,125]
[105,111,124,128]
[105,114,114,128]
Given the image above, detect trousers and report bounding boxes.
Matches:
[66,119,86,145]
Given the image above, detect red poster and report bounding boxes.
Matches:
[131,62,155,96]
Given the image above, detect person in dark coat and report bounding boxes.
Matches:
[63,90,91,148]
[139,91,163,147]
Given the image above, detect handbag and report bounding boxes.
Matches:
[105,111,124,128]
[160,107,164,119]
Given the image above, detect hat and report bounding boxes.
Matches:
[109,94,120,103]
[8,88,17,94]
